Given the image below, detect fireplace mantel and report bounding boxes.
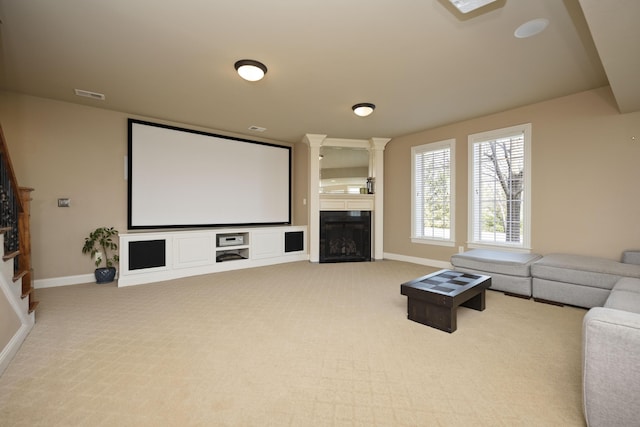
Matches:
[319,194,374,211]
[303,134,390,262]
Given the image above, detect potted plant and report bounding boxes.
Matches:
[82,227,120,283]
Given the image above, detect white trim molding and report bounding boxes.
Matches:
[35,274,96,289]
[383,252,452,270]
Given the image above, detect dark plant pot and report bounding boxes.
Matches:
[95,267,117,284]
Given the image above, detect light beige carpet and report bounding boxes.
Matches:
[0,260,587,426]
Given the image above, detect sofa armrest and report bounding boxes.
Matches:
[622,250,640,266]
[582,307,640,427]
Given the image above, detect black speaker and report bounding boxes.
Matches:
[129,240,166,270]
[284,231,304,253]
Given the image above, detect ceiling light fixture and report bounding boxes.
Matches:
[234,59,267,81]
[514,18,549,39]
[448,0,497,14]
[352,103,376,117]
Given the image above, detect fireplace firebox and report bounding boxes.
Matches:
[319,211,371,263]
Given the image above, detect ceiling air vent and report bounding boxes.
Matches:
[74,89,105,100]
[449,0,497,13]
[248,125,266,132]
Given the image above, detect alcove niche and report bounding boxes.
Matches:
[302,134,390,263]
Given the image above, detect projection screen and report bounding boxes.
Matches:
[128,119,291,229]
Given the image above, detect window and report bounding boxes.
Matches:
[412,139,455,246]
[468,124,531,249]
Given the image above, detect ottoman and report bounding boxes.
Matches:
[450,249,542,297]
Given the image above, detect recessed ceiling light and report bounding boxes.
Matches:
[514,18,549,39]
[352,103,376,117]
[448,0,497,14]
[234,59,267,82]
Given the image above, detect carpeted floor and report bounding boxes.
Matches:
[0,260,587,426]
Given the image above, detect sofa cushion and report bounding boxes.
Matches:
[612,277,640,293]
[450,249,542,277]
[605,290,640,315]
[531,254,640,290]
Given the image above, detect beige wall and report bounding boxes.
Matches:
[384,86,640,262]
[2,86,638,281]
[0,91,299,280]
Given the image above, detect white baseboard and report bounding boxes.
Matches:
[0,322,33,377]
[35,274,95,289]
[36,255,446,289]
[383,252,452,270]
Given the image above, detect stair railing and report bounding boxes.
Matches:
[0,126,22,258]
[0,124,36,313]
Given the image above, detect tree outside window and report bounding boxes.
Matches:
[469,124,531,249]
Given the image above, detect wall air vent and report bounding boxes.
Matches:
[248,125,266,132]
[74,89,105,100]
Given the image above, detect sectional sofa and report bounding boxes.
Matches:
[451,249,640,427]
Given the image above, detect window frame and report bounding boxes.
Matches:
[411,138,456,247]
[467,123,532,251]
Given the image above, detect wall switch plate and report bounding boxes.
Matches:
[57,198,71,207]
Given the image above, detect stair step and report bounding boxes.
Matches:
[3,250,20,262]
[13,269,28,282]
[21,286,33,299]
[28,300,39,313]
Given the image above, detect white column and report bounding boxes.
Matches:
[302,134,326,262]
[370,138,391,260]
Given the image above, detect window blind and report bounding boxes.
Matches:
[471,131,525,245]
[413,141,453,241]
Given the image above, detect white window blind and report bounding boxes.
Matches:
[412,139,455,244]
[469,124,531,249]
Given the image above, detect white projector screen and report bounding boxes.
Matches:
[128,119,291,229]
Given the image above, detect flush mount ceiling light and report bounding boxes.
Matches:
[514,18,549,38]
[352,103,376,117]
[449,0,497,13]
[234,59,267,81]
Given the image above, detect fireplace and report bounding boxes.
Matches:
[319,211,371,263]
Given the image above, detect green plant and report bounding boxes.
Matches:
[82,227,120,268]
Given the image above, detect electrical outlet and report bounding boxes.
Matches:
[57,198,71,207]
[458,246,465,253]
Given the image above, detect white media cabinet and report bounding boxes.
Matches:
[118,226,307,287]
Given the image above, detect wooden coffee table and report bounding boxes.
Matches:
[400,269,491,333]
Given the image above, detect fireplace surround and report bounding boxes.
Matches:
[303,134,390,262]
[319,211,371,263]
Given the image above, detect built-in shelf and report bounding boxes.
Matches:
[119,226,307,287]
[215,232,250,262]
